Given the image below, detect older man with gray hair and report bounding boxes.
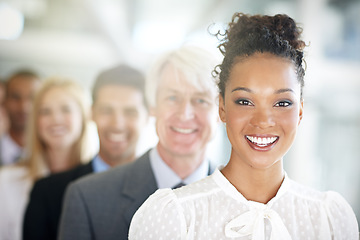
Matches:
[59,45,220,240]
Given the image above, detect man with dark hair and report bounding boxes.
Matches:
[0,69,41,166]
[22,65,148,240]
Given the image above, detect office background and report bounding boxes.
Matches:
[0,0,359,224]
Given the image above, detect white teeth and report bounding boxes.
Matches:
[109,133,126,142]
[172,127,195,134]
[246,136,278,146]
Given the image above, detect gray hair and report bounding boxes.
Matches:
[146,45,219,108]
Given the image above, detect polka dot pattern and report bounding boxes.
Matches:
[129,169,359,240]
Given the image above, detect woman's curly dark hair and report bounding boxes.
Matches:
[214,13,306,99]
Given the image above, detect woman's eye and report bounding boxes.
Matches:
[275,101,292,107]
[236,99,253,106]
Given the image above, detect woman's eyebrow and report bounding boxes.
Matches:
[231,87,296,95]
[231,87,252,93]
[275,88,295,94]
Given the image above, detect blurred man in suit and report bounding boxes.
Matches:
[0,70,41,166]
[58,46,220,240]
[22,65,148,240]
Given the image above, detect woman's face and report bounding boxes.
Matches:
[38,87,83,150]
[219,53,303,170]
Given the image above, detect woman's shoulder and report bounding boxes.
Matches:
[287,179,359,237]
[286,179,357,219]
[136,174,220,215]
[0,165,32,207]
[0,165,31,193]
[130,177,222,239]
[130,188,183,239]
[143,188,177,207]
[0,164,29,181]
[132,188,178,221]
[288,179,352,206]
[173,174,221,201]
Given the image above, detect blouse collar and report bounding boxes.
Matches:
[212,167,291,208]
[212,167,292,239]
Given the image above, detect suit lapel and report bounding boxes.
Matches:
[121,150,158,224]
[120,152,215,225]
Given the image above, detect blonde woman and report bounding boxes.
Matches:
[0,77,92,240]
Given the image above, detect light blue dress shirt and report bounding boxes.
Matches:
[149,147,210,189]
[91,155,111,173]
[0,133,23,165]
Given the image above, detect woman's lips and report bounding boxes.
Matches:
[47,126,67,136]
[245,135,279,151]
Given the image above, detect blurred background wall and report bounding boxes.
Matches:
[0,0,359,225]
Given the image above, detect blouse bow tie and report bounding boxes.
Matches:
[224,206,291,240]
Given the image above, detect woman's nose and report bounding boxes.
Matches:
[250,108,275,129]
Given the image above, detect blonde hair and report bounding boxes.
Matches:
[21,77,91,180]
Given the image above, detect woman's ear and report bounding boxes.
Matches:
[298,100,304,125]
[219,94,226,123]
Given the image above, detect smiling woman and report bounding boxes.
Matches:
[129,13,359,240]
[36,80,87,172]
[0,77,91,240]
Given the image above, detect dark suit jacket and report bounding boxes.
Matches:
[22,161,94,240]
[59,150,214,240]
[59,150,157,240]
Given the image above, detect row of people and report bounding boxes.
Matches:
[0,76,94,239]
[23,64,149,240]
[0,45,217,240]
[57,45,219,240]
[0,11,358,240]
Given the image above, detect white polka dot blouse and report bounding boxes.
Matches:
[129,169,359,240]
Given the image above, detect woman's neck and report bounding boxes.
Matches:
[45,147,77,173]
[221,155,284,204]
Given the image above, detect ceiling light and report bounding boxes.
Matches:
[0,3,24,40]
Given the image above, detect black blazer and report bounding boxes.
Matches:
[22,161,94,240]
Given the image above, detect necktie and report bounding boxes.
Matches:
[172,182,185,189]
